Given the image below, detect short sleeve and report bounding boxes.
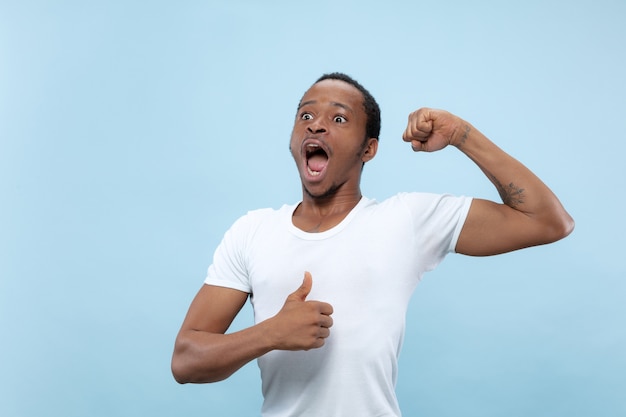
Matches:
[395,192,472,270]
[204,214,254,293]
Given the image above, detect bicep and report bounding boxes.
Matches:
[455,198,547,256]
[179,284,249,335]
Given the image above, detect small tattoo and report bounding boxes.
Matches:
[457,125,470,148]
[490,176,525,207]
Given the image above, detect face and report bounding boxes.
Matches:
[289,79,378,200]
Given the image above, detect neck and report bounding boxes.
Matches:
[300,187,362,216]
[293,188,362,233]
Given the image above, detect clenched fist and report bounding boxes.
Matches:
[402,108,470,152]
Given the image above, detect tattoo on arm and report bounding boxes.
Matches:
[457,123,525,208]
[457,124,471,148]
[489,175,525,208]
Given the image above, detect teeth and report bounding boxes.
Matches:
[307,167,321,176]
[305,144,319,155]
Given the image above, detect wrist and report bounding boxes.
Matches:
[451,121,472,149]
[257,316,280,351]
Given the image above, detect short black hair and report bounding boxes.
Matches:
[314,72,381,141]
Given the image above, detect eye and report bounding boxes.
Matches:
[334,115,347,123]
[301,112,313,121]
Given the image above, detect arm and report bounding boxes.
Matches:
[171,272,333,383]
[403,108,574,256]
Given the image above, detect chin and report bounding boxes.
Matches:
[303,183,341,200]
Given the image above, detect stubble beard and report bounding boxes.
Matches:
[303,181,345,201]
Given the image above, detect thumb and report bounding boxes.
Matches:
[410,139,426,152]
[288,271,312,301]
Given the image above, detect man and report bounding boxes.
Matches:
[171,73,574,416]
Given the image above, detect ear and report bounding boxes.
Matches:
[361,138,378,163]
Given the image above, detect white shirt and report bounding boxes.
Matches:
[205,193,472,416]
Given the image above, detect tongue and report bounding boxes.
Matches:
[308,154,328,172]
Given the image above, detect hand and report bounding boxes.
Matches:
[267,272,334,351]
[402,108,467,152]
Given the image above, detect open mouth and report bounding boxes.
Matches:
[305,143,329,177]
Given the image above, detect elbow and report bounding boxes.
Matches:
[561,214,575,239]
[545,211,575,244]
[171,338,230,384]
[171,360,229,384]
[171,337,201,384]
[171,354,219,384]
[171,351,192,384]
[172,369,187,385]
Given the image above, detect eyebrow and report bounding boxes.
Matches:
[297,100,354,113]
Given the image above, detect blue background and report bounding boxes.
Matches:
[2,1,625,416]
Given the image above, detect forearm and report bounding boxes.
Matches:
[455,121,574,241]
[172,276,332,383]
[172,321,274,384]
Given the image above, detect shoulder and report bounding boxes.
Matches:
[377,192,468,208]
[241,203,295,223]
[372,192,472,221]
[228,203,296,235]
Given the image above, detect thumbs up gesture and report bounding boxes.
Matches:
[267,272,334,351]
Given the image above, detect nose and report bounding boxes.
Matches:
[307,118,327,134]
